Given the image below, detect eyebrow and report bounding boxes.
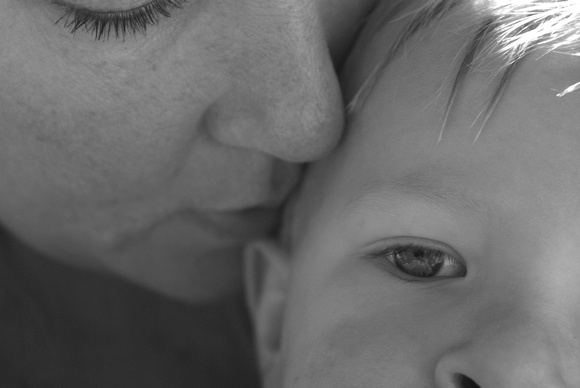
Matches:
[344,172,496,224]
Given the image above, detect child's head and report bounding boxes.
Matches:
[245,0,580,386]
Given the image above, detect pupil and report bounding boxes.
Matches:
[413,250,426,259]
[395,248,443,277]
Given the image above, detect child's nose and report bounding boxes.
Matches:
[434,308,580,388]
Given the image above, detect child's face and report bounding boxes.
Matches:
[246,3,580,387]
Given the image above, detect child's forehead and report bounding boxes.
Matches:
[343,1,580,141]
[342,0,468,110]
[329,0,580,221]
[289,0,580,253]
[343,0,580,117]
[322,46,580,244]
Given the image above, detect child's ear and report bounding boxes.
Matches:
[244,238,291,385]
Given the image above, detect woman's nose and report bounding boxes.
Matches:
[203,0,344,163]
[434,307,580,388]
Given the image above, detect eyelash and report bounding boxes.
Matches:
[53,0,187,41]
[365,240,467,282]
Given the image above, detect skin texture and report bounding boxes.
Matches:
[0,0,379,386]
[246,2,580,387]
[0,0,378,301]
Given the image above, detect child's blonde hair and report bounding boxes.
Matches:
[348,0,580,140]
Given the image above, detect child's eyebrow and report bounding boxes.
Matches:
[344,171,496,224]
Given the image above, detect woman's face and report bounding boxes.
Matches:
[0,0,377,298]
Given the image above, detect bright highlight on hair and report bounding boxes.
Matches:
[348,0,580,141]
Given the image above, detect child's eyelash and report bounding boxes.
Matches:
[53,0,187,41]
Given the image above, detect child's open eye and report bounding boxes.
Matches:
[366,239,467,281]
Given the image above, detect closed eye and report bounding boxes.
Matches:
[52,0,187,41]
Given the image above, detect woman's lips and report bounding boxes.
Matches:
[192,160,303,212]
[97,161,300,250]
[192,205,282,241]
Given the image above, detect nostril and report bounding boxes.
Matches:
[454,374,481,388]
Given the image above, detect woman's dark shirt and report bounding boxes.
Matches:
[0,227,260,387]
